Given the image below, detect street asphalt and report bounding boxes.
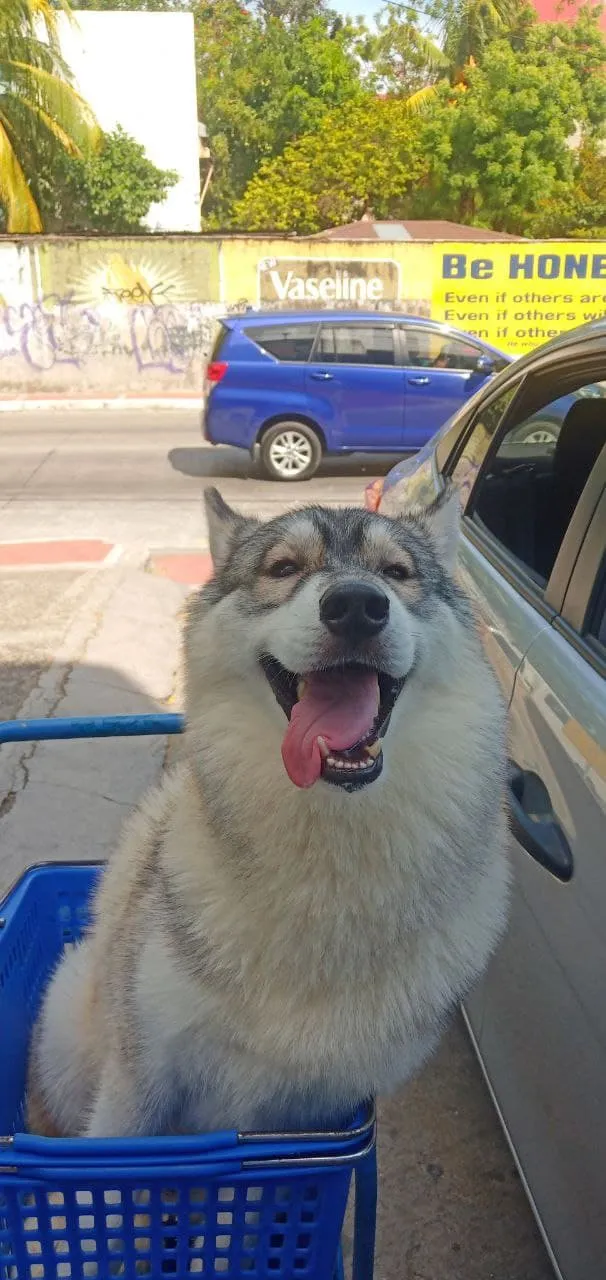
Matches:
[0,409,554,1280]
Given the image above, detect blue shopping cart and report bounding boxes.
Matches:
[0,715,377,1280]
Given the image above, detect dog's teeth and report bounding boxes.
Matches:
[326,755,336,766]
[317,736,329,759]
[297,679,306,699]
[365,740,382,759]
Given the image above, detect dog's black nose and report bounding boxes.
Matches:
[320,581,389,640]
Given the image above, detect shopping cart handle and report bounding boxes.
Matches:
[0,713,185,744]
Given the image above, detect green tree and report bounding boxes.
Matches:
[356,7,449,99]
[408,36,585,232]
[0,0,100,231]
[34,125,178,233]
[402,0,531,108]
[233,96,427,232]
[195,0,364,225]
[529,140,606,237]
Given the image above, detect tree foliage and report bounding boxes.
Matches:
[11,0,606,238]
[233,96,426,232]
[0,0,100,232]
[195,0,364,225]
[35,125,178,233]
[408,37,583,232]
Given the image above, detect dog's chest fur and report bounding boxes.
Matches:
[106,669,507,1132]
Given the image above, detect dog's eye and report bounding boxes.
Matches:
[382,563,410,582]
[267,559,300,579]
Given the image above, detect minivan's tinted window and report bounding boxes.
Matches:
[403,326,487,371]
[316,325,395,366]
[245,324,318,362]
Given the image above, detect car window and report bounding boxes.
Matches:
[449,387,518,505]
[315,324,395,367]
[244,323,318,362]
[467,381,606,587]
[402,326,494,372]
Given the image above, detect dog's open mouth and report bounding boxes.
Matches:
[260,656,406,791]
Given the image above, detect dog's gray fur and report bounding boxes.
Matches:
[28,487,509,1138]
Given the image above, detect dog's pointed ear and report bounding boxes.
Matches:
[204,487,245,572]
[420,484,461,572]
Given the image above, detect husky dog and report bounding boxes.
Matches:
[27,486,509,1139]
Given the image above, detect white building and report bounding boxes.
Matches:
[56,10,201,232]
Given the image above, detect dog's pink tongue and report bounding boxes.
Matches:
[281,670,379,788]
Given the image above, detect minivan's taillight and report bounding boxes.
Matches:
[206,360,228,384]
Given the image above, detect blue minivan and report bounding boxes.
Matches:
[203,310,510,480]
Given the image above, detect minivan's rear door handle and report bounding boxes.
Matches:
[507,763,573,882]
[310,370,334,381]
[407,376,430,386]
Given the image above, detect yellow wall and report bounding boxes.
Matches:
[1,234,604,397]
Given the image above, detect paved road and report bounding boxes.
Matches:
[0,410,401,545]
[0,410,554,1280]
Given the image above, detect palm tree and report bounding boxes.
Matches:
[0,0,100,231]
[403,0,527,109]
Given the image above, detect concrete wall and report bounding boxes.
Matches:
[57,12,201,233]
[1,235,604,399]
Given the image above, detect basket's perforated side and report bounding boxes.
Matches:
[0,900,41,1004]
[0,868,361,1280]
[56,893,94,947]
[0,1174,346,1279]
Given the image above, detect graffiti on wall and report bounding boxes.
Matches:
[0,292,215,376]
[0,244,220,392]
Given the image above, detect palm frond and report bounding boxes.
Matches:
[5,61,101,154]
[413,32,450,73]
[404,82,443,113]
[3,91,82,158]
[0,113,43,232]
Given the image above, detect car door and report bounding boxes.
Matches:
[471,466,606,1280]
[305,322,405,450]
[400,324,493,450]
[445,365,606,1278]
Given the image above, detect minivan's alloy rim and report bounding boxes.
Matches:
[522,427,557,445]
[269,431,313,476]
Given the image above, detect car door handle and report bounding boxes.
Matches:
[310,370,334,381]
[407,376,430,386]
[507,763,573,882]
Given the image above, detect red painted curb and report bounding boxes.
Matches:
[0,540,114,567]
[147,552,213,587]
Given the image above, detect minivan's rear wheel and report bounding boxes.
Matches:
[259,422,322,481]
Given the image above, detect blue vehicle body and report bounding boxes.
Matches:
[203,311,511,479]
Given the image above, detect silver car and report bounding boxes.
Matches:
[367,319,606,1280]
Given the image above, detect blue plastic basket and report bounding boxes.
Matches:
[0,717,377,1280]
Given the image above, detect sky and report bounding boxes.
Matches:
[331,0,384,21]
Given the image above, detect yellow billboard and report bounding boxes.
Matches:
[431,241,606,354]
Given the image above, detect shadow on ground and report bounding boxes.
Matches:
[168,445,404,483]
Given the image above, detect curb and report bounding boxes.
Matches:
[0,540,120,570]
[0,398,203,413]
